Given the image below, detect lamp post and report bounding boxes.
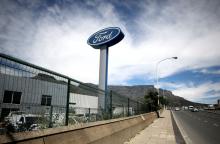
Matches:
[156,57,177,106]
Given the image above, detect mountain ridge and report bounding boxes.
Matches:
[107,85,205,107]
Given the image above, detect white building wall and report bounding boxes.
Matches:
[70,93,98,114]
[0,73,67,115]
[0,73,100,117]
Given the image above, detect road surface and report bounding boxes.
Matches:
[172,110,220,144]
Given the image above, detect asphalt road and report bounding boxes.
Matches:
[172,110,220,144]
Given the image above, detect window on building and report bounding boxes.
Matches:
[13,92,22,104]
[3,90,22,104]
[41,95,52,106]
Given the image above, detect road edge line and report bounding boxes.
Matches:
[171,111,192,144]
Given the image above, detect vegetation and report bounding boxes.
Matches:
[144,90,159,112]
[159,95,169,106]
[144,90,168,112]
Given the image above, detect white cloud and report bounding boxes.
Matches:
[0,1,133,83]
[0,0,220,87]
[136,0,220,76]
[172,82,220,104]
[195,68,220,75]
[157,82,186,90]
[108,0,220,84]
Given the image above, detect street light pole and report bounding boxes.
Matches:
[156,57,177,106]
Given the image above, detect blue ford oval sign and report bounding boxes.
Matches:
[87,27,124,49]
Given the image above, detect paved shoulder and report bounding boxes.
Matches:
[124,110,177,144]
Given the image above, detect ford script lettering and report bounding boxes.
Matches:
[93,31,113,44]
[87,27,124,49]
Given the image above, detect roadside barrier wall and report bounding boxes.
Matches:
[0,112,157,144]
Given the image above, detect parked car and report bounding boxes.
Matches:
[4,112,44,132]
[175,107,180,111]
[191,108,199,112]
[208,104,215,110]
[188,106,194,110]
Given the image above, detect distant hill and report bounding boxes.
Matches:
[108,85,206,107]
[67,82,206,107]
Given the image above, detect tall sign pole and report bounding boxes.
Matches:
[99,45,108,109]
[87,27,124,112]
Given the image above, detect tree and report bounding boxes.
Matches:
[159,96,169,106]
[144,90,159,112]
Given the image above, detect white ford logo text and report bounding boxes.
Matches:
[93,31,113,44]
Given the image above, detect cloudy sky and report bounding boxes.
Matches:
[0,0,220,104]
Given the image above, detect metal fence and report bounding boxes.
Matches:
[0,53,147,134]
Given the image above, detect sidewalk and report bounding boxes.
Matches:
[124,110,182,144]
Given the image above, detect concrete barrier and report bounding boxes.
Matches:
[0,112,157,144]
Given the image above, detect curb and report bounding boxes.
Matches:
[170,111,193,144]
